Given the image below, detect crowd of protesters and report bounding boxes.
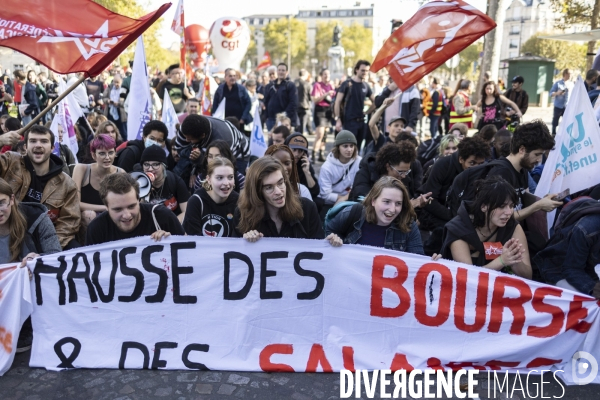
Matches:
[1,60,600,355]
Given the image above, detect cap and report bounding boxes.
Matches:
[388,116,407,126]
[335,130,358,147]
[512,76,524,84]
[285,133,309,152]
[449,123,468,137]
[140,144,167,165]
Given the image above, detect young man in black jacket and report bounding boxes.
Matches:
[418,136,490,230]
[264,63,298,130]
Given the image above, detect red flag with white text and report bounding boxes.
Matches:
[201,71,212,116]
[257,51,272,70]
[171,0,186,79]
[372,0,495,90]
[0,0,171,77]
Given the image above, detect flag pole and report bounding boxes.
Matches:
[19,74,87,135]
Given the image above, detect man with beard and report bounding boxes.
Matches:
[0,125,81,249]
[86,173,184,245]
[487,120,562,221]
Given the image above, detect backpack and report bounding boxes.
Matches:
[554,197,600,232]
[446,160,505,217]
[332,79,368,123]
[417,136,442,165]
[114,141,142,170]
[324,201,363,237]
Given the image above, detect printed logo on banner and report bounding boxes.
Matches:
[38,21,119,60]
[572,351,599,385]
[552,112,597,180]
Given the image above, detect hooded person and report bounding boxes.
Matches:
[284,133,320,201]
[318,130,362,212]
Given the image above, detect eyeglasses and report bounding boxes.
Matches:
[143,162,162,170]
[390,165,411,177]
[0,201,10,210]
[262,178,286,194]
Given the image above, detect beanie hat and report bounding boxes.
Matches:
[449,123,468,137]
[335,130,357,147]
[140,144,167,165]
[285,133,309,152]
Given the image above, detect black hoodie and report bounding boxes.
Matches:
[183,187,239,237]
[440,201,517,267]
[23,154,64,203]
[115,139,145,172]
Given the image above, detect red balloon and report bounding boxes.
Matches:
[185,24,211,67]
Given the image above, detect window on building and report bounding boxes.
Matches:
[259,19,264,25]
[317,11,322,16]
[509,51,518,58]
[509,39,519,49]
[513,7,521,19]
[511,25,520,34]
[364,19,369,28]
[330,11,337,16]
[339,10,348,16]
[367,9,373,16]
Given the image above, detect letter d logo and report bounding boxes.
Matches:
[572,351,598,385]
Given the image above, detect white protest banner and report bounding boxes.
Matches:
[13,236,600,384]
[250,104,267,158]
[161,88,178,140]
[535,77,600,229]
[213,97,225,119]
[0,265,32,376]
[126,36,153,141]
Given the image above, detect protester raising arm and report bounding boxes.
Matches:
[368,97,395,146]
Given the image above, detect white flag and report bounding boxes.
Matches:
[171,0,184,34]
[161,89,178,140]
[535,77,600,229]
[213,98,226,119]
[249,104,267,158]
[53,79,82,158]
[126,36,153,141]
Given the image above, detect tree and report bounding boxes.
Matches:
[436,44,482,80]
[262,18,307,68]
[93,0,177,72]
[241,26,257,72]
[550,0,600,70]
[314,21,339,64]
[522,34,587,72]
[341,23,374,70]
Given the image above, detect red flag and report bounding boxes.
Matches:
[171,0,186,79]
[257,51,272,70]
[372,0,495,91]
[0,0,171,77]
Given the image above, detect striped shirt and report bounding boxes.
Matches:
[175,116,250,160]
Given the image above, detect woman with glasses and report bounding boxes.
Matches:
[72,134,124,228]
[325,176,424,254]
[193,140,245,192]
[141,145,190,223]
[440,176,531,279]
[349,142,431,209]
[234,157,340,245]
[80,120,124,163]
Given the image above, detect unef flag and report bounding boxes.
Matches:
[250,105,267,158]
[127,37,153,141]
[0,0,170,76]
[171,0,186,78]
[535,77,600,229]
[51,79,82,157]
[371,0,495,90]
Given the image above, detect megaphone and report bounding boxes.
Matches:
[130,171,153,200]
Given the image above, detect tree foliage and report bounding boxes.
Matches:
[314,21,338,64]
[550,0,593,30]
[262,18,307,68]
[341,23,374,69]
[93,0,177,72]
[241,26,257,71]
[521,34,587,72]
[436,43,482,80]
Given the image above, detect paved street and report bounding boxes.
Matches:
[3,345,600,399]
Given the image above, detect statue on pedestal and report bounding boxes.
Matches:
[328,25,345,80]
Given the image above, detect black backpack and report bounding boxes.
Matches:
[114,142,142,171]
[446,160,504,217]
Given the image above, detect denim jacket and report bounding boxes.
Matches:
[325,205,424,254]
[534,214,600,295]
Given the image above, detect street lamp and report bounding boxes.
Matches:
[311,58,318,78]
